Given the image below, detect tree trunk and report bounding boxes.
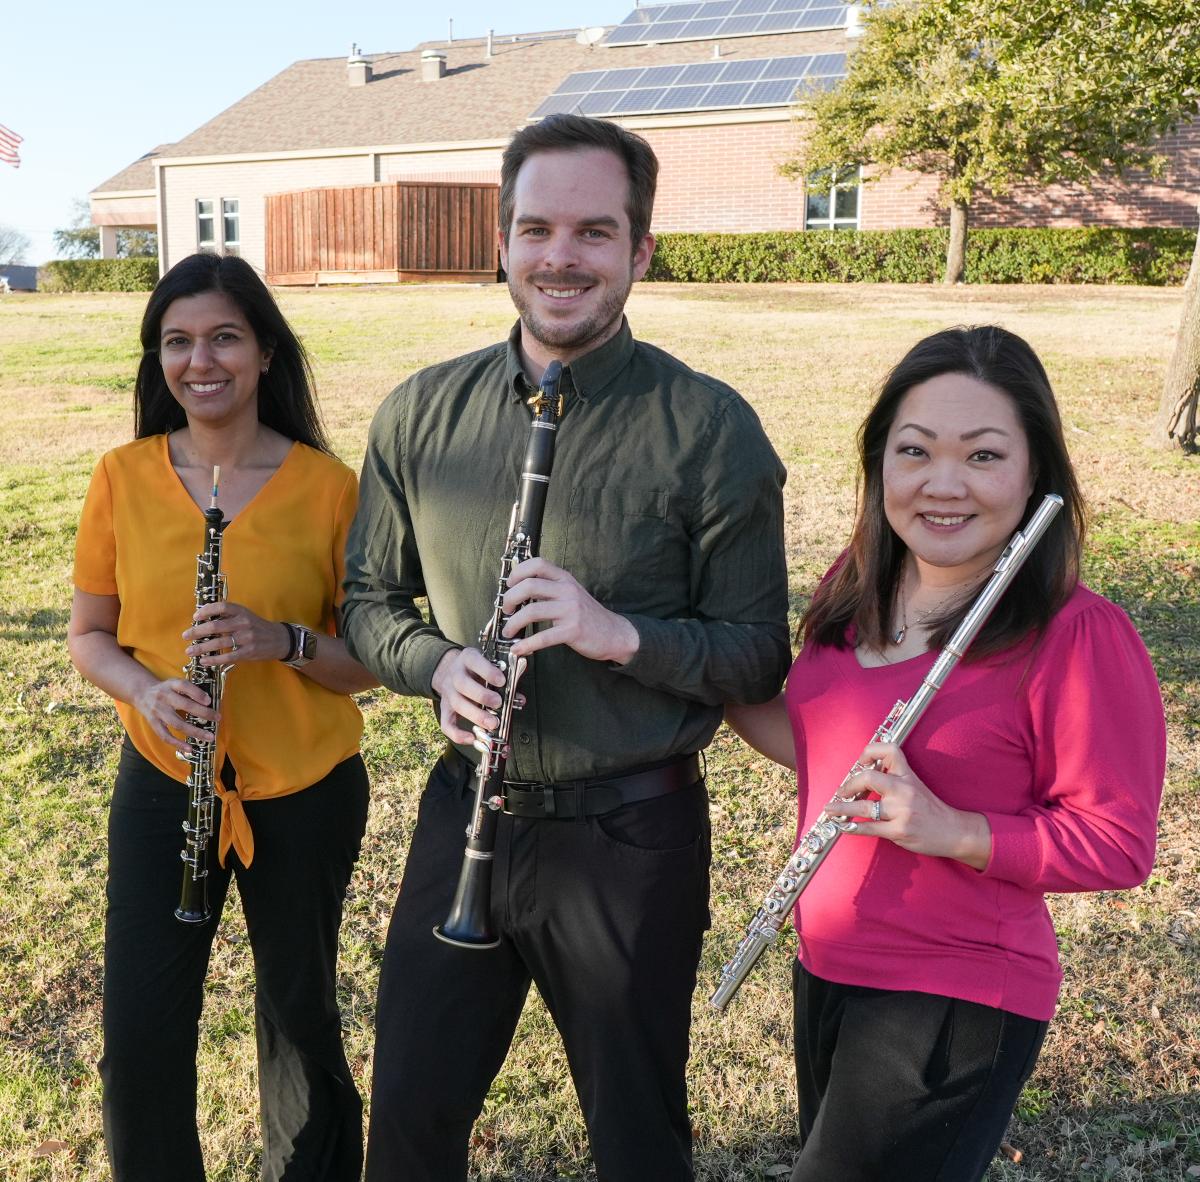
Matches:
[1155,205,1200,453]
[944,200,968,284]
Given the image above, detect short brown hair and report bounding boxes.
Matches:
[499,114,658,253]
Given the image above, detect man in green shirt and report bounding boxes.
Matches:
[343,114,788,1181]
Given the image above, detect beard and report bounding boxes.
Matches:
[506,268,634,357]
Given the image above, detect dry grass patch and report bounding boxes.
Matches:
[1,284,1196,1181]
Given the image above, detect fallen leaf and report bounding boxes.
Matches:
[33,1139,69,1157]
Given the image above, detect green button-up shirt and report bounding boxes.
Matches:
[342,319,789,782]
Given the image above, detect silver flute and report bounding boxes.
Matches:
[710,493,1064,1011]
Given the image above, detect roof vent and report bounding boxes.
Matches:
[348,44,372,86]
[422,50,448,82]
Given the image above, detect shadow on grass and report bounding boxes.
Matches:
[0,606,70,643]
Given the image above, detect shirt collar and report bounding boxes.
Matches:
[503,317,636,404]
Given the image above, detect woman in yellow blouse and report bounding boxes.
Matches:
[68,253,378,1182]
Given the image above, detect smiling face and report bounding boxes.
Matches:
[158,290,271,432]
[499,147,654,374]
[882,372,1035,584]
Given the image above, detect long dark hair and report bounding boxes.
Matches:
[803,325,1086,659]
[134,253,330,452]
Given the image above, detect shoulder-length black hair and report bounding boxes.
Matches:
[134,253,330,452]
[803,325,1086,660]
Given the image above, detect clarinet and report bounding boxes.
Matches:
[175,467,232,925]
[710,493,1064,1011]
[434,360,564,949]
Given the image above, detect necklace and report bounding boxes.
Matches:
[892,579,971,645]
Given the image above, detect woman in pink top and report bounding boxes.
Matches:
[727,325,1165,1182]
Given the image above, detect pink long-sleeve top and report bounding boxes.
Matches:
[785,583,1165,1021]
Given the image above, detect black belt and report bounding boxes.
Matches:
[442,747,701,820]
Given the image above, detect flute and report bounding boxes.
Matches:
[710,493,1064,1011]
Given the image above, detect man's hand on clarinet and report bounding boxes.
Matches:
[502,557,640,665]
[431,647,507,746]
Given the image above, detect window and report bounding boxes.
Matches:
[196,199,215,250]
[222,198,240,255]
[804,167,860,230]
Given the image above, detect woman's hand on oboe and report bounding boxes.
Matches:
[826,741,992,871]
[185,600,291,666]
[134,678,218,753]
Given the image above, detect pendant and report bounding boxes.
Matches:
[892,627,906,644]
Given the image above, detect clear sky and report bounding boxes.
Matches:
[0,1,633,264]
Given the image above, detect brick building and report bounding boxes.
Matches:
[89,2,1199,282]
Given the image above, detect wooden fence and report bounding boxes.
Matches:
[265,181,500,285]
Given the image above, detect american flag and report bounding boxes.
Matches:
[0,124,23,168]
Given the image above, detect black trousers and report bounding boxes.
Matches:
[100,739,369,1182]
[365,752,712,1182]
[790,961,1048,1182]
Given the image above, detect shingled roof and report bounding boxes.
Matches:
[93,144,173,194]
[93,25,850,191]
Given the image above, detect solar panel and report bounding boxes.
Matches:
[604,0,846,45]
[530,51,846,119]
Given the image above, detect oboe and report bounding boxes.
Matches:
[710,493,1064,1011]
[175,467,232,925]
[434,360,564,949]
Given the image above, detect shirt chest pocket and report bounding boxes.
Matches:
[562,486,685,615]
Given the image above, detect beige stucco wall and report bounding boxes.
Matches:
[376,145,502,183]
[159,155,375,272]
[90,192,157,228]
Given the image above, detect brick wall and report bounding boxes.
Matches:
[641,119,808,232]
[858,120,1200,231]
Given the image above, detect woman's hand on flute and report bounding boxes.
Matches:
[827,741,992,871]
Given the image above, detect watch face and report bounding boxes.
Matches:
[299,629,317,660]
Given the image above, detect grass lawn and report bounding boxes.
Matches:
[0,282,1197,1181]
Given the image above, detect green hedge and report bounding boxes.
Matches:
[39,258,160,293]
[645,227,1196,285]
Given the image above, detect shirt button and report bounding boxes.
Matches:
[518,732,531,745]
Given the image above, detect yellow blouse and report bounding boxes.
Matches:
[74,434,364,867]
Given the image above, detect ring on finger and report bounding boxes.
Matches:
[869,799,882,823]
[230,635,239,653]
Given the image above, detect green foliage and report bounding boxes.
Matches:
[646,227,1197,285]
[52,198,158,260]
[789,0,1200,206]
[39,259,159,293]
[52,226,100,260]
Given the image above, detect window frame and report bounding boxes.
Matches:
[196,199,215,250]
[803,165,862,231]
[221,198,240,255]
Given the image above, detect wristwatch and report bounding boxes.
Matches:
[282,622,317,668]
